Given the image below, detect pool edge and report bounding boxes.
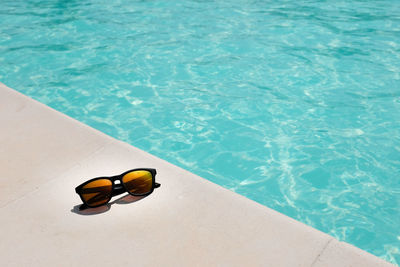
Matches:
[0,82,395,266]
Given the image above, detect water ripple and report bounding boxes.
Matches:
[1,0,399,264]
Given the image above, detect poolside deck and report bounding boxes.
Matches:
[0,82,394,266]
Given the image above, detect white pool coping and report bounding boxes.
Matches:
[0,82,395,266]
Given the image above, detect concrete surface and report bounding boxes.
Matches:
[0,82,395,266]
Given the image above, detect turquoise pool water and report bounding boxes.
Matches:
[1,0,399,264]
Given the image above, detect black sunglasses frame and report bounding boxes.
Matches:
[75,168,160,209]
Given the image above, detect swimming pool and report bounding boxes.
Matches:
[1,0,399,264]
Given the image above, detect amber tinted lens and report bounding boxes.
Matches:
[122,170,153,195]
[80,179,112,207]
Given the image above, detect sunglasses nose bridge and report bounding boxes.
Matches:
[112,182,126,197]
[113,180,123,190]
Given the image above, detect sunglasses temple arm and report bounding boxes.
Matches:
[155,182,161,188]
[78,203,88,210]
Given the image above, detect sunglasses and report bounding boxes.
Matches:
[75,168,160,209]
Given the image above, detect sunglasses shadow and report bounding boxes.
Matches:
[71,194,148,216]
